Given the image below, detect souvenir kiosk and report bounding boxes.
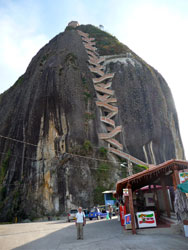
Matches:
[116,159,188,234]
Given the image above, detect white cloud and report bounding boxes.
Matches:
[0,0,48,93]
[117,2,188,158]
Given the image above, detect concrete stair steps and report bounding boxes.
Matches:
[96,101,118,112]
[106,111,118,119]
[97,82,112,89]
[82,36,95,43]
[88,57,105,66]
[78,30,151,169]
[108,147,149,167]
[84,43,97,52]
[87,50,99,59]
[77,30,89,38]
[160,212,178,224]
[105,138,123,150]
[93,73,114,83]
[98,126,122,140]
[100,116,115,127]
[89,66,104,76]
[94,86,114,95]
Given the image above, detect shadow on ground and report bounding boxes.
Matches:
[13,219,121,250]
[11,218,188,250]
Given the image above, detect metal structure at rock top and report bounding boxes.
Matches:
[77,30,150,169]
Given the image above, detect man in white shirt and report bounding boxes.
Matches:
[75,207,86,240]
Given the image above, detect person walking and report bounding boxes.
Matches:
[75,207,86,240]
[109,205,112,220]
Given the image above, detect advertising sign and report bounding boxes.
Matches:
[136,211,157,228]
[125,214,131,225]
[123,188,129,196]
[179,172,188,184]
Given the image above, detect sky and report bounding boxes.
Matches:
[0,0,187,158]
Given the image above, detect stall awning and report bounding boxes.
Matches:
[178,181,188,193]
[116,159,188,195]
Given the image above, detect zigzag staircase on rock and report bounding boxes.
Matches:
[77,30,149,169]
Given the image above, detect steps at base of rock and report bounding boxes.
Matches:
[160,212,178,224]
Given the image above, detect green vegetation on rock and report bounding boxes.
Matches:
[0,150,11,202]
[14,75,25,87]
[65,26,75,31]
[76,24,152,71]
[93,163,113,205]
[84,112,95,121]
[65,53,78,69]
[93,185,106,205]
[0,149,11,184]
[77,24,131,55]
[40,54,49,66]
[98,147,108,158]
[82,140,93,154]
[133,165,147,174]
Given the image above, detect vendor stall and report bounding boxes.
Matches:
[116,159,188,234]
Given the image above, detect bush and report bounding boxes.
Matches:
[84,112,95,121]
[99,147,108,158]
[93,185,106,205]
[133,165,147,174]
[82,140,93,154]
[0,186,6,201]
[65,26,75,31]
[0,150,11,184]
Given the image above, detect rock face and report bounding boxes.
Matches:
[0,24,185,221]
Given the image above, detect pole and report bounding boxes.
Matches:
[160,176,171,218]
[128,184,136,234]
[128,160,133,176]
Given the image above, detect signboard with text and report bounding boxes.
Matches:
[136,211,157,228]
[123,188,129,196]
[179,172,188,183]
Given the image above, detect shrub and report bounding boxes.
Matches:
[0,149,11,184]
[40,54,49,66]
[65,26,75,31]
[82,140,92,153]
[99,147,108,158]
[93,185,106,205]
[84,112,95,121]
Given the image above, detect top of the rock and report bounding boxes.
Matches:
[68,21,79,28]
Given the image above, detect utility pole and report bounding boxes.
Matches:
[127,160,133,176]
[121,160,133,176]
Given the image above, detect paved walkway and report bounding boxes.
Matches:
[0,217,188,250]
